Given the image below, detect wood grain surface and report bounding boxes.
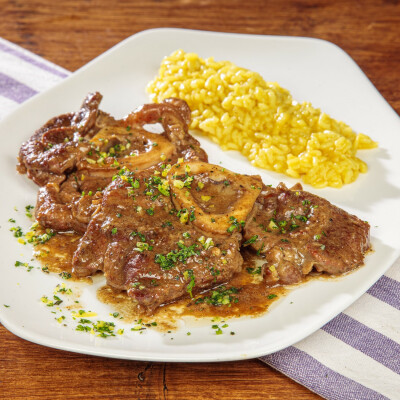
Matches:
[0,1,399,399]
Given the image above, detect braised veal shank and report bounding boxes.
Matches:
[26,94,207,233]
[73,163,262,311]
[17,93,371,314]
[244,183,370,285]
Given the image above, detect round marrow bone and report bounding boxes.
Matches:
[79,126,175,172]
[168,162,263,235]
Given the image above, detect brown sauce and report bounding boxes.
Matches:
[35,230,91,283]
[176,256,286,319]
[96,285,179,331]
[33,229,348,330]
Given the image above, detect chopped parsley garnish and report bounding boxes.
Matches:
[111,227,118,235]
[173,173,193,189]
[294,215,308,222]
[53,295,63,305]
[75,319,117,339]
[155,242,200,270]
[15,260,34,271]
[177,208,195,223]
[197,236,214,250]
[211,324,223,335]
[27,229,55,245]
[79,319,92,324]
[157,182,170,196]
[134,242,153,252]
[210,267,221,278]
[195,286,239,306]
[132,179,140,189]
[76,325,91,332]
[227,216,245,233]
[184,269,195,297]
[92,321,116,338]
[268,294,278,299]
[243,235,258,246]
[25,205,34,218]
[41,294,64,307]
[55,284,72,295]
[10,226,23,238]
[256,244,265,256]
[246,266,262,275]
[59,271,72,279]
[143,174,170,199]
[130,231,146,241]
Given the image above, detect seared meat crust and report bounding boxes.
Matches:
[73,165,253,312]
[243,183,370,284]
[18,93,372,314]
[33,96,207,233]
[35,180,102,233]
[17,92,105,186]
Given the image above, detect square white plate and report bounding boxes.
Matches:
[1,28,400,362]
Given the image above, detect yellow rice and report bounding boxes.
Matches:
[147,50,377,188]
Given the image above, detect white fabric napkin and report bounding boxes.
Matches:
[1,36,399,400]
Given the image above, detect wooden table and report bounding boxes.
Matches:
[1,1,399,399]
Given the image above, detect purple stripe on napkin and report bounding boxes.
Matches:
[322,313,400,374]
[367,275,400,310]
[0,72,38,103]
[0,41,68,79]
[261,346,390,400]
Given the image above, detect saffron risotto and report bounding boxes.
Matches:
[147,50,377,188]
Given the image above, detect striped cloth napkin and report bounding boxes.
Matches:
[1,36,399,400]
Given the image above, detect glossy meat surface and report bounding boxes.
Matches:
[33,96,207,233]
[17,93,372,314]
[243,183,371,284]
[73,163,261,312]
[17,92,104,186]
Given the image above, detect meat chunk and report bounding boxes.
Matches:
[243,183,370,284]
[17,92,104,186]
[74,96,207,186]
[35,180,102,233]
[17,91,373,314]
[73,163,262,312]
[34,96,208,233]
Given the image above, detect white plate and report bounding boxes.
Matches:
[1,28,400,362]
